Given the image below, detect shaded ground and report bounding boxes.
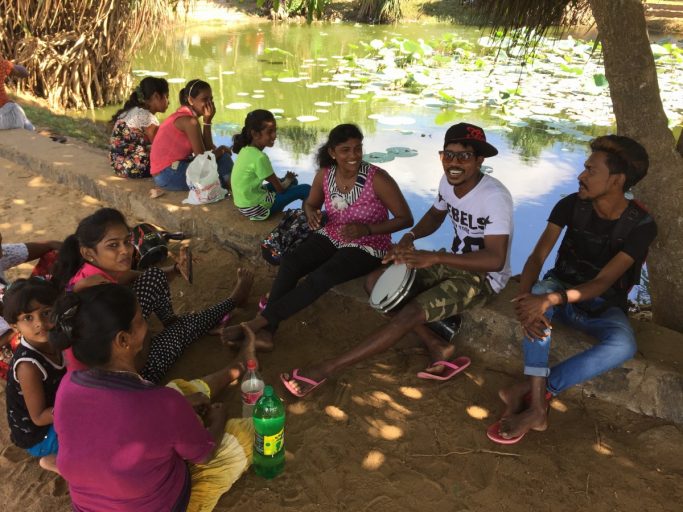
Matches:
[0,153,682,511]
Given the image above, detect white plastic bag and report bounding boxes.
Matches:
[182,151,227,205]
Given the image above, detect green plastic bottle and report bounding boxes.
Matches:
[252,385,285,479]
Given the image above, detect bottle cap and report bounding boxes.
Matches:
[246,359,257,370]
[263,385,273,396]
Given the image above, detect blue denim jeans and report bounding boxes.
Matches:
[266,181,311,216]
[154,153,233,191]
[523,274,637,395]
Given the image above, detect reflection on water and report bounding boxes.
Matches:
[92,23,607,275]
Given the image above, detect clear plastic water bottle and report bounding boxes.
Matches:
[241,360,264,418]
[253,385,285,479]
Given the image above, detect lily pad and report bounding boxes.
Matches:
[364,152,395,164]
[372,115,416,126]
[226,102,252,110]
[386,147,418,157]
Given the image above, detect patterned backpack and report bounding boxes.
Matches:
[260,209,322,265]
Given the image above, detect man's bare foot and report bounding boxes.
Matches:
[415,325,457,377]
[499,406,548,439]
[229,268,254,306]
[238,323,258,366]
[498,381,532,417]
[39,455,60,474]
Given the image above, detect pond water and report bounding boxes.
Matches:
[91,22,682,288]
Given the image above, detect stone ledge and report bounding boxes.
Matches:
[1,129,681,424]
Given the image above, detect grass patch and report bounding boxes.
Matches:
[13,94,110,149]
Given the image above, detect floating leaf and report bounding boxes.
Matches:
[372,115,416,126]
[370,39,384,50]
[386,147,418,157]
[364,152,395,163]
[226,102,252,110]
[264,47,294,58]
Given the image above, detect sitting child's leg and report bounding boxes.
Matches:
[132,266,175,325]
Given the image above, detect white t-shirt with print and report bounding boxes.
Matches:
[433,174,513,293]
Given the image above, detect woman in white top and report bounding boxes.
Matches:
[109,77,169,179]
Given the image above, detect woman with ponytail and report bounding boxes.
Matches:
[52,207,253,383]
[109,77,169,179]
[51,284,257,511]
[231,109,311,220]
[150,79,233,191]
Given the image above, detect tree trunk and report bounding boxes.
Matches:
[589,0,683,331]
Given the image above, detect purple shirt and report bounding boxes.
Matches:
[55,369,214,511]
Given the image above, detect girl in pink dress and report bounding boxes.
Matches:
[53,208,253,382]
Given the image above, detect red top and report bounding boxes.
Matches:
[150,106,195,175]
[64,263,117,372]
[0,59,14,108]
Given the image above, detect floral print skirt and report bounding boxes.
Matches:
[109,120,151,179]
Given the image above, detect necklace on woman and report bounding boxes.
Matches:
[336,172,357,193]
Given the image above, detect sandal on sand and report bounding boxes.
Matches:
[486,421,525,445]
[416,356,471,381]
[280,369,327,398]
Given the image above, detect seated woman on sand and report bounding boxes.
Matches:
[52,207,253,383]
[150,79,233,192]
[222,123,413,350]
[52,284,256,510]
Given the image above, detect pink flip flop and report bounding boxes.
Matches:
[486,421,526,445]
[416,356,471,381]
[280,369,327,398]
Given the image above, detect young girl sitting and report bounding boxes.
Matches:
[52,284,256,511]
[150,79,233,191]
[109,77,169,179]
[52,208,253,383]
[4,278,64,474]
[231,109,311,220]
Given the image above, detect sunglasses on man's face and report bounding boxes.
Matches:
[439,150,476,162]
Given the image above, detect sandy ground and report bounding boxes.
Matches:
[0,154,682,511]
